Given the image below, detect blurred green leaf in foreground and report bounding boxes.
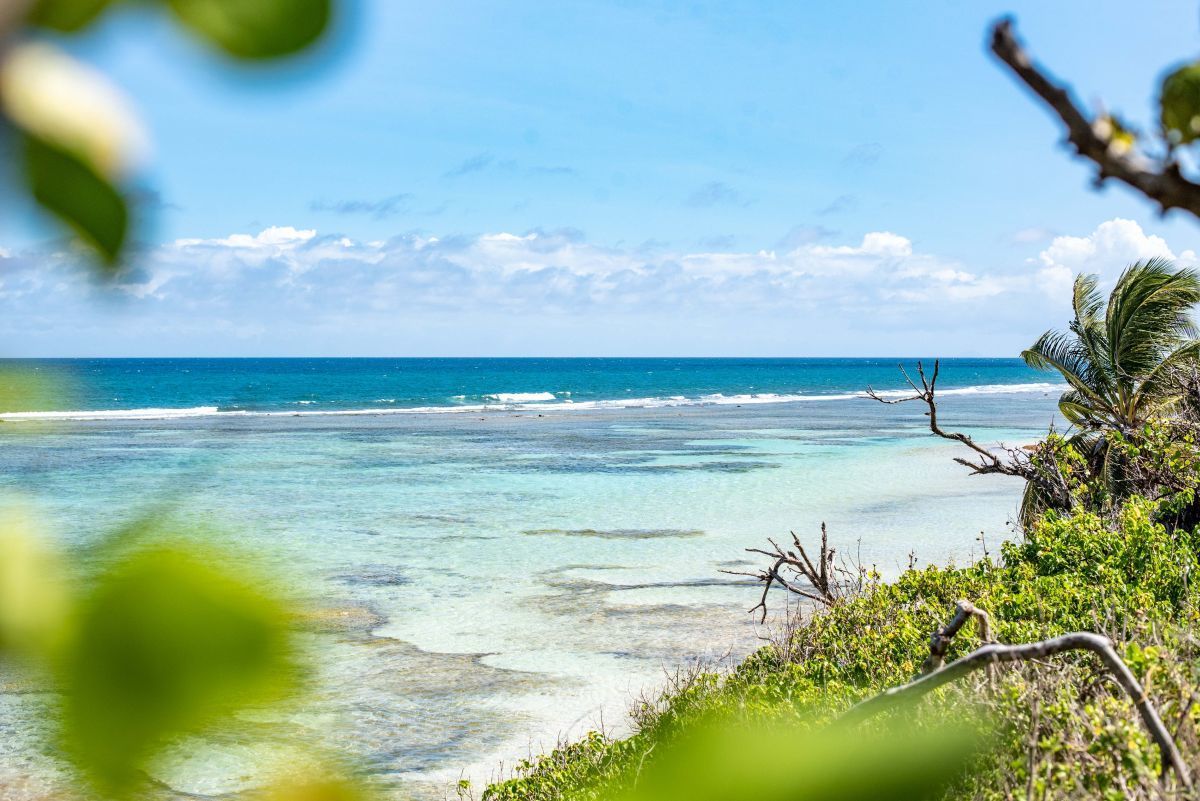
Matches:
[0,506,70,661]
[615,709,987,801]
[166,0,333,59]
[0,510,306,798]
[0,364,71,418]
[59,542,300,796]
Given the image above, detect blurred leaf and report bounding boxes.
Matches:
[263,772,373,801]
[60,544,297,796]
[166,0,331,59]
[0,508,70,662]
[27,0,112,31]
[1161,62,1200,145]
[0,365,70,416]
[616,710,986,801]
[23,134,128,267]
[1,42,148,179]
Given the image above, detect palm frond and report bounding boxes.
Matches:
[1057,389,1103,428]
[1107,258,1200,380]
[1131,339,1200,419]
[1021,329,1111,413]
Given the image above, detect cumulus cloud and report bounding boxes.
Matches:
[2,225,1004,316]
[3,217,1194,355]
[1034,218,1195,299]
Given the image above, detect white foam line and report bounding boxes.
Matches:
[0,406,223,421]
[0,382,1063,422]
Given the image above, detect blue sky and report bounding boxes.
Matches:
[5,0,1200,356]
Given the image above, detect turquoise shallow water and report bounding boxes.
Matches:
[0,360,1062,798]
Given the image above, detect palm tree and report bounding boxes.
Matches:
[1023,258,1200,433]
[1021,258,1200,506]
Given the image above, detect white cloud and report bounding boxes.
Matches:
[1035,218,1181,298]
[1,225,1010,320]
[4,217,1197,355]
[173,225,316,250]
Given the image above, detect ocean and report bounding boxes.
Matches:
[0,358,1063,798]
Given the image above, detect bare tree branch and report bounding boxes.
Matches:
[724,524,843,623]
[922,599,994,675]
[866,360,1034,478]
[839,629,1193,790]
[989,17,1200,220]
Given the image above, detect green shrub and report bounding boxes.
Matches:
[485,498,1200,801]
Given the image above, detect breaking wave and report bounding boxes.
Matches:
[0,382,1063,422]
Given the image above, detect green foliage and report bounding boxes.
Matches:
[615,713,985,801]
[58,543,298,796]
[0,513,309,799]
[1161,61,1200,145]
[0,364,71,418]
[1016,260,1200,526]
[261,771,376,801]
[485,498,1200,801]
[23,134,127,267]
[26,0,111,31]
[167,0,332,59]
[0,508,70,660]
[1022,260,1200,433]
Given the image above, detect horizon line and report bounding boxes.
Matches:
[0,354,1029,360]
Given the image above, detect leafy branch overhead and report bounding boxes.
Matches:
[990,17,1200,219]
[0,0,334,269]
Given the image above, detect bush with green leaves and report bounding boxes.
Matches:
[484,495,1200,801]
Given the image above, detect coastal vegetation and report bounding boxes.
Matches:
[483,261,1200,801]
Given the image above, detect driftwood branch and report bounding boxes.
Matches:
[839,630,1193,790]
[989,17,1200,220]
[922,599,994,675]
[866,360,1033,478]
[724,523,840,623]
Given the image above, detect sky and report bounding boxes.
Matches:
[5,0,1200,356]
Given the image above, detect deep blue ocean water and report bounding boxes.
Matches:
[0,357,1057,417]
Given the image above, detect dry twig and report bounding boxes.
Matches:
[865,360,1074,521]
[724,523,842,623]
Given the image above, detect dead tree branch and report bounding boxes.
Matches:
[866,359,1034,478]
[724,523,841,623]
[839,630,1192,790]
[922,599,994,675]
[866,360,1074,523]
[989,17,1200,220]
